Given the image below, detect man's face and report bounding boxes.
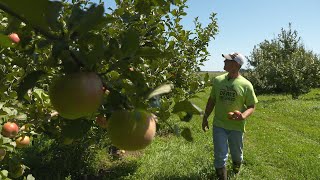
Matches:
[223,59,240,72]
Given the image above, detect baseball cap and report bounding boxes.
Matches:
[222,52,245,66]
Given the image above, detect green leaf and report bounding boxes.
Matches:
[173,124,180,136]
[147,84,173,99]
[1,137,12,145]
[105,38,121,59]
[136,47,164,57]
[154,0,168,7]
[26,174,36,180]
[2,143,14,151]
[105,90,126,109]
[45,1,63,31]
[85,34,105,67]
[15,113,27,121]
[0,109,8,115]
[135,0,152,15]
[0,0,50,31]
[172,100,203,115]
[0,102,5,109]
[17,70,46,101]
[178,112,193,122]
[61,119,91,139]
[181,128,193,142]
[5,16,21,34]
[0,170,9,178]
[2,107,16,116]
[52,40,67,59]
[0,33,14,47]
[33,88,47,99]
[72,4,105,35]
[158,110,170,122]
[121,28,140,58]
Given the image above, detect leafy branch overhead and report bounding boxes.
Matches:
[0,0,218,178]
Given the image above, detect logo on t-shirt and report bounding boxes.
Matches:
[219,85,237,102]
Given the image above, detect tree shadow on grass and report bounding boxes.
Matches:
[258,98,287,104]
[98,160,138,180]
[152,166,217,180]
[301,96,320,101]
[151,165,242,180]
[79,160,138,180]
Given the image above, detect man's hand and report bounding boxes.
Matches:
[233,110,244,120]
[228,110,244,121]
[202,97,214,132]
[202,119,209,132]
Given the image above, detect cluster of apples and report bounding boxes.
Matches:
[6,32,157,151]
[48,70,157,151]
[0,122,31,160]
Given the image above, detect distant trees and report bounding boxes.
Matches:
[245,24,320,99]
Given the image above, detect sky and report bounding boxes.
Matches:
[100,0,320,71]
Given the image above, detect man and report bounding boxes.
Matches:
[202,52,258,180]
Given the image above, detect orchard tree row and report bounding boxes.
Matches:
[245,24,320,99]
[0,0,218,179]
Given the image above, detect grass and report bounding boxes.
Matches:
[101,88,320,179]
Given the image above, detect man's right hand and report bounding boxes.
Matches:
[202,119,209,132]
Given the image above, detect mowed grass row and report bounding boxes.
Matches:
[108,88,320,180]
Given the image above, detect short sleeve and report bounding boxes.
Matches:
[210,78,217,102]
[245,83,258,106]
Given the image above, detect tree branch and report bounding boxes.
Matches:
[69,50,85,68]
[0,3,62,41]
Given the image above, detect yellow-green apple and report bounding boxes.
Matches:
[15,136,31,148]
[107,109,156,151]
[49,72,103,119]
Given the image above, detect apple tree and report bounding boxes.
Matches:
[0,0,218,178]
[245,24,320,99]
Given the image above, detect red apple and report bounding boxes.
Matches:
[1,122,19,138]
[8,33,20,44]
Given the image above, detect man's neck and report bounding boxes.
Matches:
[227,71,240,80]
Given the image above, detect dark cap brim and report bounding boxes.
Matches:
[222,54,233,60]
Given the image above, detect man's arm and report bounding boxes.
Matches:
[234,104,256,120]
[202,96,215,131]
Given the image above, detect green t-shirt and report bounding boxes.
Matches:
[210,73,258,132]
